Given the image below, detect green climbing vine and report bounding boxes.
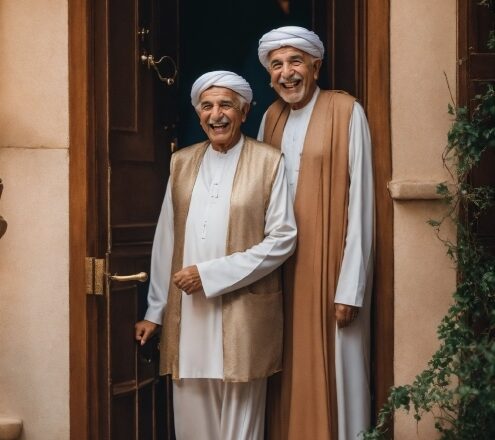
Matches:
[363,32,495,440]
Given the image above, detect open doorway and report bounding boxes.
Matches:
[177,0,313,145]
[69,0,392,438]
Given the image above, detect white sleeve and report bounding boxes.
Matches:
[334,102,374,307]
[257,111,267,141]
[196,157,297,298]
[144,178,174,324]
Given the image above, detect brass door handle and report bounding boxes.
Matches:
[110,272,148,283]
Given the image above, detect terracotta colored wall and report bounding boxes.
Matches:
[390,1,457,438]
[0,1,69,439]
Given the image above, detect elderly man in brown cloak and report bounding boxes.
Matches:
[257,27,374,440]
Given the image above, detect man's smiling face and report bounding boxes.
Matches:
[268,46,321,110]
[197,87,248,152]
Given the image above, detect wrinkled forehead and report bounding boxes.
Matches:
[268,46,311,62]
[199,86,240,103]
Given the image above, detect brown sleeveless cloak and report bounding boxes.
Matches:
[263,90,355,439]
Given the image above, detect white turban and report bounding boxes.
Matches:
[190,70,253,107]
[258,26,325,69]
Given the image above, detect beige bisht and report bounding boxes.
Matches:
[263,90,355,439]
[159,137,284,382]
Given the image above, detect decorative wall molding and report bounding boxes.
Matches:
[388,179,455,200]
[0,416,22,440]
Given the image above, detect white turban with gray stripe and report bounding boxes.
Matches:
[190,70,253,107]
[258,26,325,69]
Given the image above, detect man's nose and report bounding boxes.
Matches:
[281,63,293,78]
[211,104,223,119]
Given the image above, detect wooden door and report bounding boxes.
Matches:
[91,0,178,438]
[459,0,495,255]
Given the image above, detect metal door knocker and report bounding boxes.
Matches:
[140,53,178,86]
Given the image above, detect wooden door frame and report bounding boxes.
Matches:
[68,0,393,438]
[69,0,106,438]
[365,0,394,416]
[69,1,91,439]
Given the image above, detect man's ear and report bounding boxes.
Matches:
[313,58,322,80]
[241,104,250,123]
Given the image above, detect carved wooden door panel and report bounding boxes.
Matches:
[93,0,178,438]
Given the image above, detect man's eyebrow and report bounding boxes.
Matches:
[270,54,304,65]
[199,99,237,108]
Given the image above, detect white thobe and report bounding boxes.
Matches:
[145,136,296,439]
[144,135,297,378]
[258,88,374,440]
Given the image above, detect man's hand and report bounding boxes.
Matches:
[173,265,203,295]
[335,303,359,328]
[135,320,159,346]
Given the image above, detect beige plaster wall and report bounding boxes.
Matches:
[0,0,68,148]
[390,1,457,438]
[0,1,69,439]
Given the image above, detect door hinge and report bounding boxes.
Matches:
[85,257,105,295]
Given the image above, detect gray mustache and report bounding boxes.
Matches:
[208,117,230,125]
[278,73,303,84]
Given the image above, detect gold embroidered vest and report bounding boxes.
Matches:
[159,136,283,382]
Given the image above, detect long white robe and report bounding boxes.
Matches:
[258,89,374,440]
[173,378,267,440]
[144,135,297,379]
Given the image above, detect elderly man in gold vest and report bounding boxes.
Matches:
[257,27,374,440]
[135,70,296,440]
